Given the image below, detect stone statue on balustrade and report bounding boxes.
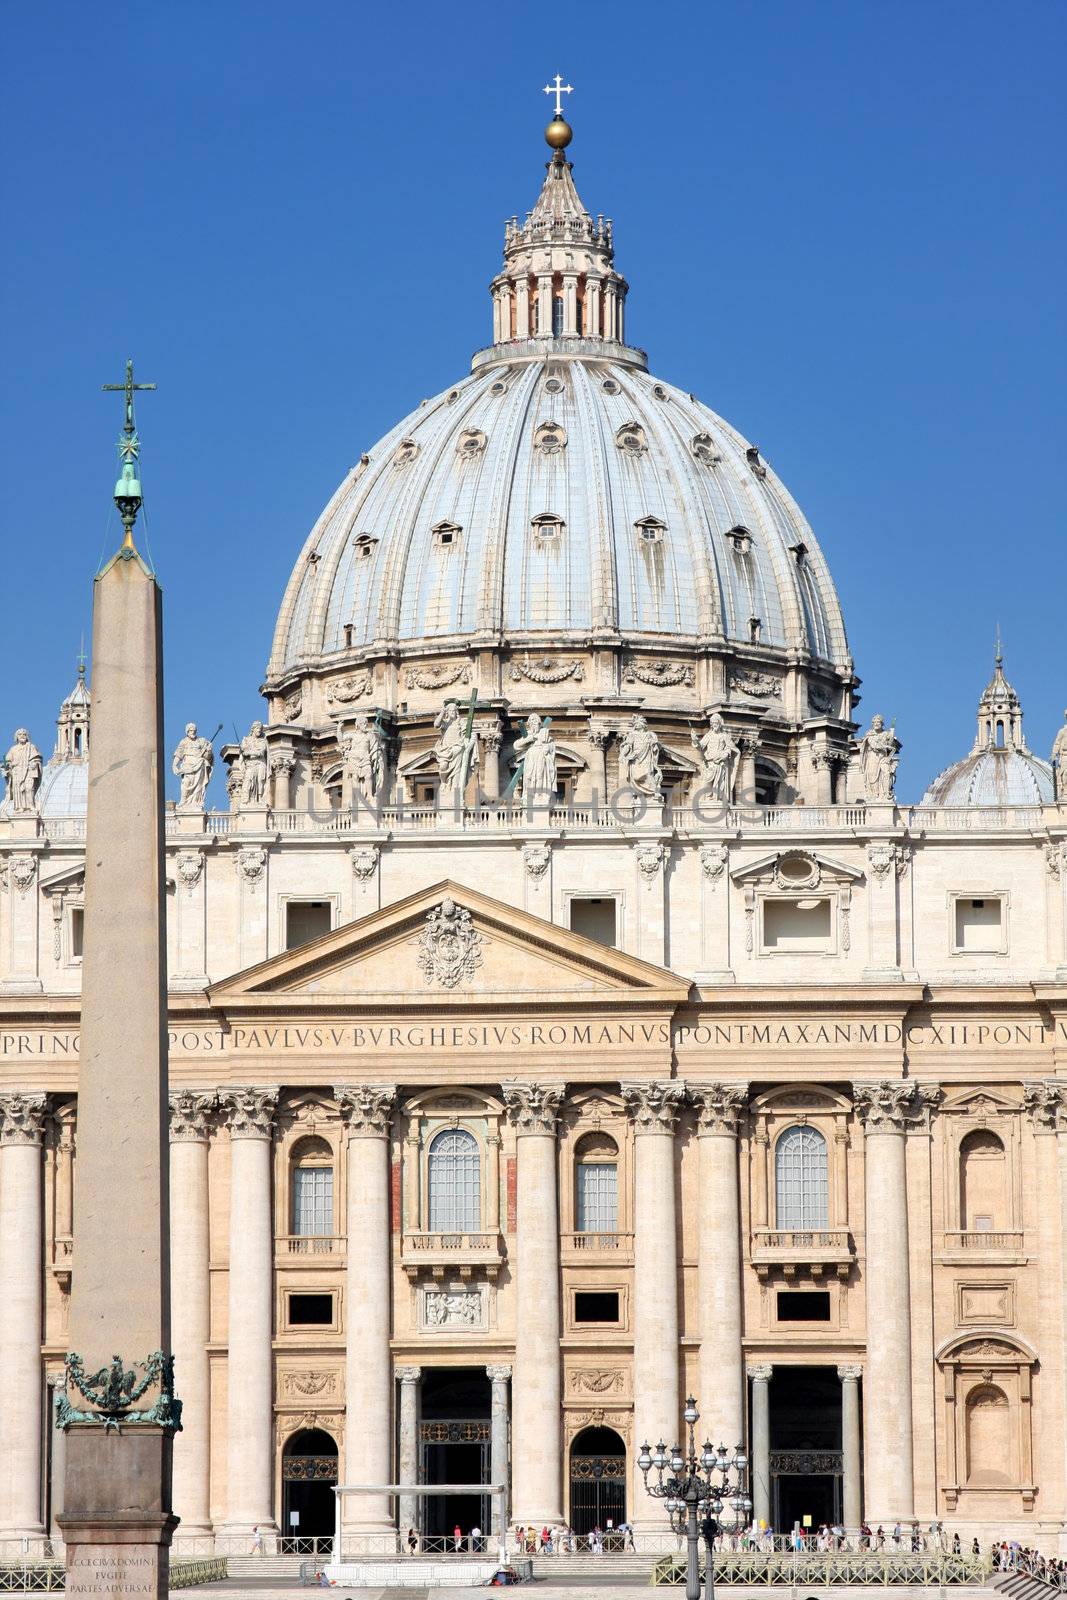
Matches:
[513,713,556,799]
[342,713,386,802]
[433,701,479,801]
[857,714,900,801]
[690,711,739,803]
[1052,711,1067,802]
[237,720,269,806]
[172,722,214,810]
[619,714,663,798]
[2,729,42,815]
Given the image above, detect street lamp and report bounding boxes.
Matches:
[639,1396,751,1600]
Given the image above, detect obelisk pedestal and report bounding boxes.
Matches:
[58,378,177,1600]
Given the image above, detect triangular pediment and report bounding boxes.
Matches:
[208,879,690,1006]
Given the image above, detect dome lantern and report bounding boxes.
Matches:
[921,646,1054,807]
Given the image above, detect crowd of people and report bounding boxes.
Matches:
[992,1542,1067,1589]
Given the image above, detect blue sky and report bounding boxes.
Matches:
[2,0,1064,802]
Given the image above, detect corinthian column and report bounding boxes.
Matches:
[487,1364,511,1546]
[502,1083,564,1528]
[623,1081,685,1532]
[690,1083,748,1450]
[217,1086,278,1540]
[336,1083,397,1535]
[838,1364,863,1534]
[169,1091,216,1538]
[853,1081,929,1525]
[396,1366,421,1539]
[0,1094,47,1543]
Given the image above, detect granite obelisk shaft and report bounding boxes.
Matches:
[59,546,176,1596]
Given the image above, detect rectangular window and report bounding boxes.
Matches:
[574,1290,620,1324]
[570,897,617,947]
[776,1290,831,1322]
[292,1166,333,1235]
[69,907,84,960]
[954,896,1004,953]
[576,1163,618,1233]
[287,1292,334,1326]
[762,897,833,951]
[285,900,332,950]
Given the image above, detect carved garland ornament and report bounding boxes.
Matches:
[326,672,372,705]
[282,692,303,722]
[508,656,584,685]
[404,662,471,691]
[623,659,694,688]
[57,1351,182,1433]
[730,670,779,699]
[699,843,728,880]
[9,855,37,895]
[522,842,551,880]
[174,850,205,893]
[236,847,266,889]
[570,1368,625,1395]
[282,1370,339,1397]
[416,898,485,989]
[349,845,380,881]
[636,841,666,885]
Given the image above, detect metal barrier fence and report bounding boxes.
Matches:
[0,1558,226,1592]
[652,1551,991,1586]
[171,1557,229,1588]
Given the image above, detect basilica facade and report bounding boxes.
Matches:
[1,105,1066,1555]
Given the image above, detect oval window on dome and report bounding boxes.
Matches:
[394,438,420,467]
[446,389,460,405]
[544,374,565,394]
[533,421,567,455]
[690,433,721,467]
[651,383,669,401]
[490,379,508,397]
[456,429,487,459]
[602,377,620,394]
[616,421,648,456]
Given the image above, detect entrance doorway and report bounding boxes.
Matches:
[768,1367,845,1533]
[282,1428,338,1550]
[418,1368,491,1543]
[569,1427,626,1536]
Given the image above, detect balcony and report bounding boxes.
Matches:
[561,1230,634,1263]
[400,1230,505,1282]
[275,1234,346,1264]
[751,1227,854,1281]
[941,1229,1025,1263]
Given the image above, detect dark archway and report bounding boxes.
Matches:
[282,1428,338,1550]
[419,1368,491,1542]
[569,1426,626,1537]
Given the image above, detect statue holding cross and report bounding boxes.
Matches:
[433,690,482,804]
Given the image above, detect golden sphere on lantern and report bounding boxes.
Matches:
[545,114,573,150]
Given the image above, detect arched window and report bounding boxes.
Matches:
[428,1128,481,1232]
[290,1136,334,1238]
[574,1131,619,1234]
[959,1128,1007,1231]
[965,1384,1011,1484]
[775,1125,829,1230]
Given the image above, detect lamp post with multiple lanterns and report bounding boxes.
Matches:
[638,1397,751,1600]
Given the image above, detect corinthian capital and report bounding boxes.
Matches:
[502,1082,563,1134]
[688,1081,749,1136]
[169,1089,217,1143]
[0,1092,48,1147]
[335,1083,397,1136]
[622,1080,685,1133]
[853,1080,940,1133]
[217,1085,278,1140]
[1024,1080,1067,1132]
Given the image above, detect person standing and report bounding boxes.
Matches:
[453,1522,463,1552]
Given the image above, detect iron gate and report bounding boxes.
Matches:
[569,1454,626,1535]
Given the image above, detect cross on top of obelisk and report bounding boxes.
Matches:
[102,358,157,548]
[102,357,156,441]
[543,74,574,118]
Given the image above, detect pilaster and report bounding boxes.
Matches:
[168,1092,216,1540]
[0,1093,47,1542]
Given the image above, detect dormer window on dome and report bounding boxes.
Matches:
[531,513,565,544]
[635,516,666,546]
[727,525,753,555]
[746,445,767,479]
[352,532,379,559]
[433,520,462,549]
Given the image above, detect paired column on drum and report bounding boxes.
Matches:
[747,1365,772,1531]
[853,1081,930,1525]
[396,1366,421,1537]
[690,1083,748,1450]
[0,1093,47,1543]
[487,1364,512,1546]
[838,1364,863,1533]
[502,1083,564,1528]
[336,1084,397,1534]
[169,1091,216,1537]
[218,1086,279,1539]
[623,1082,684,1531]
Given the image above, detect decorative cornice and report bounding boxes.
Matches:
[335,1083,397,1137]
[0,1092,48,1147]
[1023,1080,1067,1132]
[168,1089,217,1143]
[502,1081,563,1135]
[217,1086,278,1140]
[622,1080,685,1134]
[853,1080,941,1133]
[688,1081,749,1136]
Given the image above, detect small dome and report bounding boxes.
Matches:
[39,760,89,818]
[921,651,1054,806]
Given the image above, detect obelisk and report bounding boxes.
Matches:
[58,362,179,1599]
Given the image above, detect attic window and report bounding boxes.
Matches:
[726,525,753,555]
[532,513,565,543]
[790,540,809,563]
[544,373,564,394]
[307,551,320,566]
[433,520,462,549]
[635,516,666,546]
[352,533,378,558]
[746,445,767,479]
[651,383,668,401]
[749,616,762,644]
[343,623,355,649]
